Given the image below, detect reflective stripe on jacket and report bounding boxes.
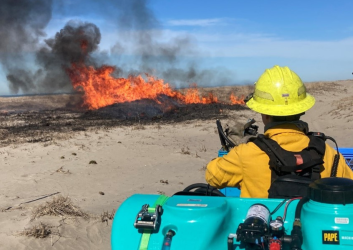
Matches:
[205,124,353,198]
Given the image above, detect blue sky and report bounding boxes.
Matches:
[1,0,353,95]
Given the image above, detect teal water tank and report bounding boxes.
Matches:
[301,178,353,249]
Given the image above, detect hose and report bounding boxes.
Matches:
[295,197,309,220]
[330,154,340,177]
[182,183,225,197]
[290,197,309,250]
[325,135,340,177]
[270,199,288,215]
[161,230,175,250]
[283,198,302,222]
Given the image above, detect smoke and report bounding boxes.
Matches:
[35,21,101,93]
[0,0,52,94]
[109,0,234,87]
[0,0,52,54]
[0,0,234,95]
[0,1,101,94]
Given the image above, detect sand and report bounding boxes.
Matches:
[0,80,352,249]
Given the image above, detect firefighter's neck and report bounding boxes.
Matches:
[261,114,309,134]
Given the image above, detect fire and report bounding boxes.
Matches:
[67,64,244,110]
[182,84,218,104]
[230,93,245,105]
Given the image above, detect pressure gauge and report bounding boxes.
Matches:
[270,218,284,231]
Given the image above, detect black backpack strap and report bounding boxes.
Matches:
[252,136,287,185]
[251,135,284,183]
[254,134,287,166]
[308,132,341,177]
[250,132,330,199]
[306,133,326,180]
[251,134,325,181]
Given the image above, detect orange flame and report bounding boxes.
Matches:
[67,64,244,110]
[230,93,245,105]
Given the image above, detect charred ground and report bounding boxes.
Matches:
[0,93,248,147]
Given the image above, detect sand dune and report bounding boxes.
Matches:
[0,80,352,249]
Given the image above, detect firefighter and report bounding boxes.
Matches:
[205,65,353,198]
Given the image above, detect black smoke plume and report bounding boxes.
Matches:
[35,21,101,93]
[0,0,234,95]
[0,1,101,94]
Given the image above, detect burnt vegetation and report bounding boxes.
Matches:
[0,0,251,148]
[0,93,248,147]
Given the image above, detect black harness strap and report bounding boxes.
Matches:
[255,134,287,166]
[251,135,282,184]
[249,131,341,198]
[251,133,326,183]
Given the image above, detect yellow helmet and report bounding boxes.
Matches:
[246,65,315,116]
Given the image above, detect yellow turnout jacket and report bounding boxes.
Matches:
[205,124,353,198]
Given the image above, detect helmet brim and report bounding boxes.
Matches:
[246,93,315,116]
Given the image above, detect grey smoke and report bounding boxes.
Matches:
[35,21,101,93]
[0,0,52,94]
[0,0,101,94]
[0,0,52,54]
[0,0,234,95]
[106,0,234,88]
